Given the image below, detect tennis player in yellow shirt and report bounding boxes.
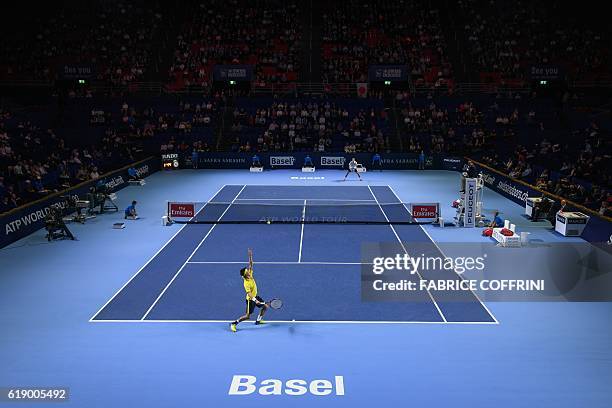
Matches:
[230,248,268,332]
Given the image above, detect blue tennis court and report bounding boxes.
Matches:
[2,169,610,408]
[92,185,496,324]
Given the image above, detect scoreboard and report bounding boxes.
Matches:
[162,153,180,170]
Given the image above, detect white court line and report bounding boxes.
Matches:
[187,261,373,265]
[91,319,497,325]
[140,185,247,320]
[367,185,448,323]
[233,198,376,202]
[387,185,499,324]
[89,184,229,322]
[298,199,306,262]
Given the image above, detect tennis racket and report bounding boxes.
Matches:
[266,298,283,310]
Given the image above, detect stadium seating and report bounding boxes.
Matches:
[0,1,609,215]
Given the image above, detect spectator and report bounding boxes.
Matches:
[89,167,100,180]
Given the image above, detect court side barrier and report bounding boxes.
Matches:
[0,157,160,249]
[187,152,464,171]
[468,158,611,245]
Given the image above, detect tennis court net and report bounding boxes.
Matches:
[166,201,440,225]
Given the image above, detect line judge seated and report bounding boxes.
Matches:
[371,153,382,171]
[303,154,314,168]
[530,193,553,221]
[127,166,140,181]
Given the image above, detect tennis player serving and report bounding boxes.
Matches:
[230,248,268,332]
[344,157,362,181]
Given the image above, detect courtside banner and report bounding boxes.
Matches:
[0,157,158,249]
[269,156,296,166]
[168,202,195,218]
[411,203,439,219]
[197,153,249,168]
[473,163,536,206]
[320,156,346,167]
[195,153,444,170]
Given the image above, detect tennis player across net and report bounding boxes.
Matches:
[166,201,440,225]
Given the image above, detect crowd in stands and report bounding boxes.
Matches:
[392,89,611,215]
[227,100,389,154]
[0,95,227,214]
[459,0,611,83]
[481,122,611,216]
[0,1,609,220]
[322,0,452,87]
[0,108,144,213]
[1,2,163,84]
[105,99,220,157]
[3,0,609,90]
[167,0,301,90]
[2,92,610,218]
[396,92,492,155]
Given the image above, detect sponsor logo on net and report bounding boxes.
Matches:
[229,375,345,396]
[270,156,296,166]
[414,210,436,218]
[320,156,345,166]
